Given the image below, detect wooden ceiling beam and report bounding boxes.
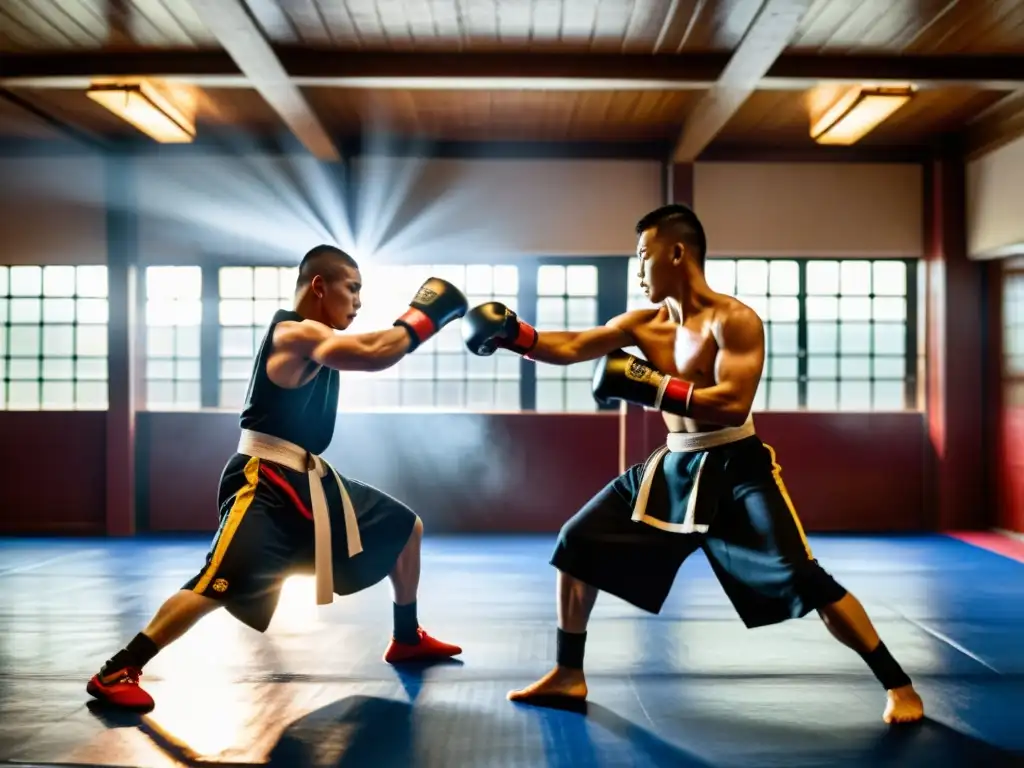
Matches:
[5,48,1024,88]
[965,90,1024,160]
[182,0,339,161]
[672,0,812,163]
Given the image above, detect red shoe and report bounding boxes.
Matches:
[86,666,155,710]
[384,628,462,664]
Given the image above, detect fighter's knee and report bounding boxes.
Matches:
[796,561,847,608]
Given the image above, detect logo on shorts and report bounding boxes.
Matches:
[212,578,229,593]
[624,356,655,383]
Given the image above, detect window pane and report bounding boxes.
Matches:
[873,262,906,296]
[839,380,872,410]
[736,261,768,294]
[768,296,799,322]
[11,298,41,323]
[566,381,595,411]
[873,297,905,321]
[43,325,74,356]
[10,326,40,355]
[537,298,566,326]
[873,381,905,410]
[769,261,799,295]
[806,296,838,321]
[43,358,73,379]
[874,356,905,379]
[145,267,203,411]
[43,298,75,323]
[807,380,837,410]
[465,265,493,294]
[874,323,904,355]
[839,297,871,321]
[807,323,837,354]
[42,380,75,409]
[806,261,839,295]
[808,356,837,378]
[537,265,566,296]
[839,356,871,379]
[566,265,597,296]
[220,300,254,326]
[76,381,107,410]
[567,297,596,326]
[768,380,799,409]
[8,381,39,408]
[770,355,799,379]
[493,266,518,294]
[43,266,77,297]
[76,358,107,380]
[77,266,108,297]
[770,324,798,355]
[10,266,42,296]
[536,381,564,412]
[840,261,872,295]
[840,323,871,354]
[705,260,735,294]
[79,298,109,324]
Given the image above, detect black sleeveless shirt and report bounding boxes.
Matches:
[239,309,340,455]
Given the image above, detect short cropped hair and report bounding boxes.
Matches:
[635,204,707,271]
[296,245,359,289]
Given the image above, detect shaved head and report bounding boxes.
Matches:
[296,245,359,290]
[635,204,707,271]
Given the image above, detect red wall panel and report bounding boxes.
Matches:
[141,411,926,534]
[0,412,107,534]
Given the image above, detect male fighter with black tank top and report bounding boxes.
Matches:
[462,204,925,725]
[87,245,466,710]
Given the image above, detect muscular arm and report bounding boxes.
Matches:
[527,310,649,365]
[686,309,765,427]
[273,320,412,373]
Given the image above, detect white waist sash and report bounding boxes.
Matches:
[631,416,757,534]
[237,429,363,605]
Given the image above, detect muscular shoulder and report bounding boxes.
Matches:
[607,308,660,333]
[272,319,333,356]
[715,299,764,351]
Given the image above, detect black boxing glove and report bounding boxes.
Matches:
[592,350,694,416]
[394,277,468,351]
[461,301,538,357]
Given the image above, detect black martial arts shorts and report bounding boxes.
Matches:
[182,453,417,632]
[551,434,847,627]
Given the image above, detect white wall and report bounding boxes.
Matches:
[694,162,923,259]
[0,155,106,265]
[967,134,1024,259]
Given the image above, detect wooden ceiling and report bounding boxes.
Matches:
[1,0,1024,156]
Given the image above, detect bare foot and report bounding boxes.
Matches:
[883,684,924,724]
[508,666,588,711]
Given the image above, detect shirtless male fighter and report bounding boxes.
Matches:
[461,204,925,724]
[88,245,465,710]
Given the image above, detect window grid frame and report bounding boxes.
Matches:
[623,256,919,412]
[143,265,204,411]
[534,260,602,413]
[0,265,110,411]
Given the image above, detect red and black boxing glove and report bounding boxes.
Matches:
[591,350,693,416]
[461,301,538,357]
[394,277,469,352]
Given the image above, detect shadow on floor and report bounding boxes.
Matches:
[78,693,1024,768]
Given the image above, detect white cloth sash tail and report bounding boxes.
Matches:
[631,416,757,534]
[236,429,363,606]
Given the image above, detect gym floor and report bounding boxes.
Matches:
[1,533,1022,768]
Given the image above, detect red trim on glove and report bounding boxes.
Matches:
[663,377,694,413]
[396,307,436,343]
[512,322,538,354]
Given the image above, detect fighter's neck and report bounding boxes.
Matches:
[664,289,714,324]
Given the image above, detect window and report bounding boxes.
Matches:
[218,266,298,408]
[619,257,916,412]
[805,260,909,411]
[339,264,520,410]
[0,265,108,410]
[146,266,202,409]
[707,259,801,411]
[535,264,599,412]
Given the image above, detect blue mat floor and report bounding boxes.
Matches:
[1,534,1022,767]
